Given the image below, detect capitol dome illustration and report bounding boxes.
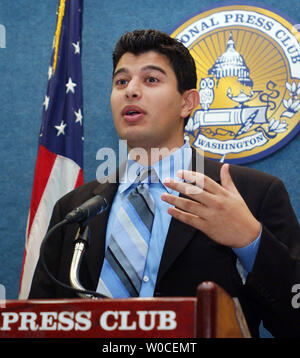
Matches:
[208,32,253,87]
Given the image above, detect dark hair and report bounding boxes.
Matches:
[113,29,197,124]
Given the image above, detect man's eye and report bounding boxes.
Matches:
[146,77,159,83]
[115,79,127,86]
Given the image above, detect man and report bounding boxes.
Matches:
[29,29,300,337]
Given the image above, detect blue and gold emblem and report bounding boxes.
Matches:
[171,5,300,163]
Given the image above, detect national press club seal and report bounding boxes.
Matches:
[171,5,300,163]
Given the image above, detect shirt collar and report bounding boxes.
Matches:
[119,140,192,194]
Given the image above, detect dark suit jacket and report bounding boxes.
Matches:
[29,150,300,337]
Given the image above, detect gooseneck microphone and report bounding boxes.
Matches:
[39,195,108,299]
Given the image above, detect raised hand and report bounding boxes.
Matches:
[161,164,261,248]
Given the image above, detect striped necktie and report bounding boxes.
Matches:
[97,170,155,298]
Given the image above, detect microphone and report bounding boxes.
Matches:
[64,195,107,224]
[39,194,109,299]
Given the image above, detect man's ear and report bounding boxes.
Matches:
[181,89,199,119]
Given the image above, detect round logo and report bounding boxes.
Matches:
[171,5,300,163]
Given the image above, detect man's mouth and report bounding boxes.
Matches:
[122,106,145,122]
[127,110,140,115]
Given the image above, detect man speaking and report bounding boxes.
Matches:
[29,29,300,338]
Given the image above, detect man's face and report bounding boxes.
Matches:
[110,51,190,152]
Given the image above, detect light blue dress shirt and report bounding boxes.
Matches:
[102,141,261,296]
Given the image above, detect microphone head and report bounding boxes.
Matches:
[84,195,108,221]
[65,195,108,224]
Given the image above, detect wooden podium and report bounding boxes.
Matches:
[0,281,250,338]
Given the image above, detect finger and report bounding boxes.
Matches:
[220,164,239,194]
[163,178,216,207]
[161,192,207,218]
[176,170,204,188]
[167,206,205,231]
[163,177,204,196]
[177,170,223,195]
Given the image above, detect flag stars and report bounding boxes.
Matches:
[43,95,50,111]
[65,77,77,94]
[55,120,67,136]
[72,41,80,54]
[74,108,83,125]
[48,66,53,80]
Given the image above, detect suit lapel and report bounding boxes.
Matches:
[156,149,221,284]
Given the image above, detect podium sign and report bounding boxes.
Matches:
[0,282,251,338]
[0,298,195,338]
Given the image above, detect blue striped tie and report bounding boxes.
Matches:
[97,170,155,297]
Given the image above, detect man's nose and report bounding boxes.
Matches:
[125,79,141,99]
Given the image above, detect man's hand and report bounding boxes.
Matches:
[161,164,261,248]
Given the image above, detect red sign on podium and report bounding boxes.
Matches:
[0,282,250,338]
[0,298,195,338]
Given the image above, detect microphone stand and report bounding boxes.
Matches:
[69,224,93,298]
[40,219,107,299]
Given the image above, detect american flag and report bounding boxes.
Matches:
[19,0,84,299]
